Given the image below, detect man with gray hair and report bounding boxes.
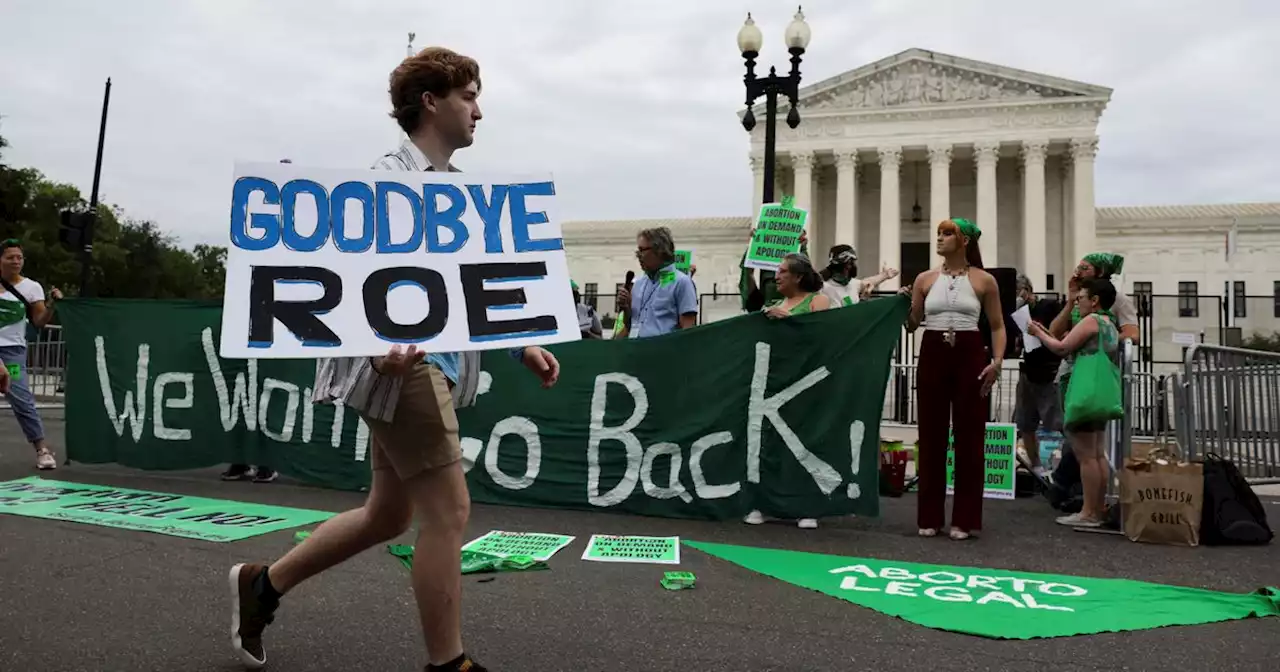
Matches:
[615,226,698,338]
[1013,273,1064,479]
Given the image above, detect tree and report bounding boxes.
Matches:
[1243,332,1280,353]
[0,130,227,303]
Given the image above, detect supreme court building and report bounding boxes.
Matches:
[563,49,1280,359]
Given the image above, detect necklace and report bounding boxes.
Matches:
[941,264,968,291]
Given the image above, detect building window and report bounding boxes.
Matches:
[1234,281,1246,318]
[1046,274,1054,292]
[1133,282,1152,318]
[1273,281,1280,318]
[1178,282,1198,318]
[583,282,598,311]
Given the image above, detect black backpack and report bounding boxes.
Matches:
[1199,452,1273,546]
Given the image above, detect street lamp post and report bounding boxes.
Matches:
[738,7,812,205]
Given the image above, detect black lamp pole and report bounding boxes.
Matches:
[738,8,810,205]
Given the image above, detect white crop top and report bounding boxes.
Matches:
[923,272,981,332]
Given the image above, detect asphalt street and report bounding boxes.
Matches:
[1,411,1277,672]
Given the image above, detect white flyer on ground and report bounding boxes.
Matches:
[580,535,681,565]
[1012,305,1041,352]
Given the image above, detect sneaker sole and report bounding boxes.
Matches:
[228,564,267,670]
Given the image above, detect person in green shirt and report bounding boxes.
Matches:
[739,228,809,312]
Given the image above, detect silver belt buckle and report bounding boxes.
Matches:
[943,329,956,347]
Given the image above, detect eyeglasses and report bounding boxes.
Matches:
[635,246,652,256]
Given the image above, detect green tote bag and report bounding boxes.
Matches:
[1064,316,1124,427]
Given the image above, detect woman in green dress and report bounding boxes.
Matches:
[744,253,831,529]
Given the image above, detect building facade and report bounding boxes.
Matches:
[562,48,1280,358]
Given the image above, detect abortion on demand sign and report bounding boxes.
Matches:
[219,162,579,358]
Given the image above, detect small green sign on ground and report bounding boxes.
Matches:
[581,535,681,565]
[946,422,1018,500]
[461,530,576,562]
[0,476,334,542]
[744,197,807,272]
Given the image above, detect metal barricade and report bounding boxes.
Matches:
[1105,339,1137,502]
[1174,343,1280,483]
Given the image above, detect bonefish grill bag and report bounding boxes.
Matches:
[1121,446,1203,547]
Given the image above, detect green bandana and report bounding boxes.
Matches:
[952,218,981,241]
[1082,252,1125,278]
[658,270,676,287]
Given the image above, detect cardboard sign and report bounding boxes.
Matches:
[219,162,579,358]
[744,197,807,272]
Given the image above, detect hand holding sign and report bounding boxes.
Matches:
[745,196,808,272]
[373,344,426,377]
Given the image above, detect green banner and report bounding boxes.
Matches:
[57,296,906,521]
[0,476,333,542]
[687,541,1280,639]
[947,423,1018,500]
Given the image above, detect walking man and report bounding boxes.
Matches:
[227,46,561,672]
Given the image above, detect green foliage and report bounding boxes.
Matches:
[1243,332,1280,353]
[0,131,226,302]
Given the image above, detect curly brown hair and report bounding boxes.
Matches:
[389,47,482,134]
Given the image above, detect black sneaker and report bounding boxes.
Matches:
[222,465,253,481]
[252,467,278,483]
[426,655,489,672]
[229,563,279,669]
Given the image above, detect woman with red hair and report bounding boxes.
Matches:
[901,218,1006,540]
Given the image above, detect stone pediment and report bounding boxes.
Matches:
[773,48,1111,113]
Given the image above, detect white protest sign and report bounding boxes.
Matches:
[219,162,579,359]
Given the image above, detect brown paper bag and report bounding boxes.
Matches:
[1120,446,1203,547]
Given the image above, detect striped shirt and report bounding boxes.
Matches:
[310,139,524,422]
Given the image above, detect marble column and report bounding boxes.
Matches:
[1070,137,1099,265]
[878,147,903,290]
[834,150,858,252]
[749,153,765,216]
[1020,140,1049,293]
[928,143,952,225]
[974,141,1000,266]
[791,151,816,241]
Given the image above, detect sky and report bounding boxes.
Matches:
[2,0,1278,249]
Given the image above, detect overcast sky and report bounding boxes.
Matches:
[2,0,1277,248]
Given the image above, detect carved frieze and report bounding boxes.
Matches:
[800,60,1083,112]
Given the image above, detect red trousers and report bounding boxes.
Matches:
[916,330,988,532]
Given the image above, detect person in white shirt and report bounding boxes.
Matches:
[819,244,899,308]
[0,239,61,470]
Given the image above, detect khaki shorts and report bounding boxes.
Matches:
[364,363,462,480]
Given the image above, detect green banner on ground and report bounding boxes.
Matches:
[0,476,333,542]
[56,296,905,521]
[947,423,1018,500]
[581,535,681,564]
[686,541,1280,639]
